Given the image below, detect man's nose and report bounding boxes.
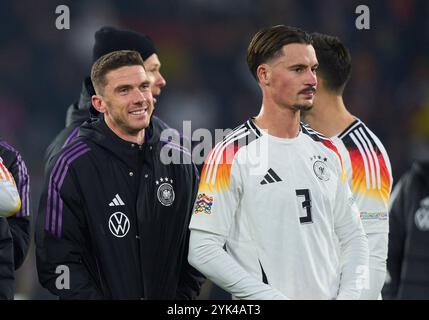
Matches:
[157,73,166,88]
[305,69,317,86]
[132,88,147,103]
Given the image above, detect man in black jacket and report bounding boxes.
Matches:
[382,161,429,299]
[44,26,168,172]
[36,50,202,299]
[0,140,31,299]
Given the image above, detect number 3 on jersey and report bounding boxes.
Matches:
[296,189,313,224]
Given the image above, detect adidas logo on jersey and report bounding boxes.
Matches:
[260,168,282,185]
[109,194,125,206]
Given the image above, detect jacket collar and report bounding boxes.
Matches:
[78,116,159,168]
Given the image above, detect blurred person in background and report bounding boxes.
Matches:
[302,33,393,299]
[44,26,168,171]
[382,161,429,299]
[188,25,369,299]
[0,140,30,299]
[36,50,203,299]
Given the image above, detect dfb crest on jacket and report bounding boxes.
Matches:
[156,177,175,206]
[415,197,429,231]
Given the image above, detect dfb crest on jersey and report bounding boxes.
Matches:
[156,177,175,206]
[310,155,330,181]
[415,196,429,231]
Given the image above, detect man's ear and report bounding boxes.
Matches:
[256,64,270,85]
[91,95,106,113]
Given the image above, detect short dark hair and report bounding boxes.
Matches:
[311,33,351,94]
[91,50,145,94]
[247,25,313,81]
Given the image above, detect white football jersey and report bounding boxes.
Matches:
[190,119,365,299]
[332,119,392,234]
[0,156,21,217]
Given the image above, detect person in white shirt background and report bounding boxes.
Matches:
[302,32,393,300]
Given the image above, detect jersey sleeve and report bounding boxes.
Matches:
[357,138,392,235]
[189,142,242,237]
[332,153,370,300]
[335,128,392,235]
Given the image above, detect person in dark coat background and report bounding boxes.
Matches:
[383,160,429,299]
[0,140,31,299]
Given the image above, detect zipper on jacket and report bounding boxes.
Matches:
[134,146,146,299]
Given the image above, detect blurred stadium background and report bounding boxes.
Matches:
[0,0,427,299]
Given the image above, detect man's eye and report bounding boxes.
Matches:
[120,88,128,94]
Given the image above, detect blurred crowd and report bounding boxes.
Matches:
[0,0,427,299]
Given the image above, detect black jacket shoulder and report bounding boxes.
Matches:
[383,160,429,299]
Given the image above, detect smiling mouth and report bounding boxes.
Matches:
[129,108,148,116]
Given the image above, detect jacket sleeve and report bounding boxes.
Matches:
[382,176,408,299]
[36,162,103,299]
[176,164,205,299]
[4,152,31,269]
[0,217,14,300]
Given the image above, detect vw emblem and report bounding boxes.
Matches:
[157,182,175,206]
[108,212,130,238]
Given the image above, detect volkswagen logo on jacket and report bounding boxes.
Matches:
[108,212,130,237]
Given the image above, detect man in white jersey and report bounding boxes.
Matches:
[188,25,369,300]
[302,33,392,299]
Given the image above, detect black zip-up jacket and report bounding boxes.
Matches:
[0,140,31,299]
[36,117,203,299]
[382,161,429,299]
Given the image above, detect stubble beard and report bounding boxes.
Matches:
[291,103,313,112]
